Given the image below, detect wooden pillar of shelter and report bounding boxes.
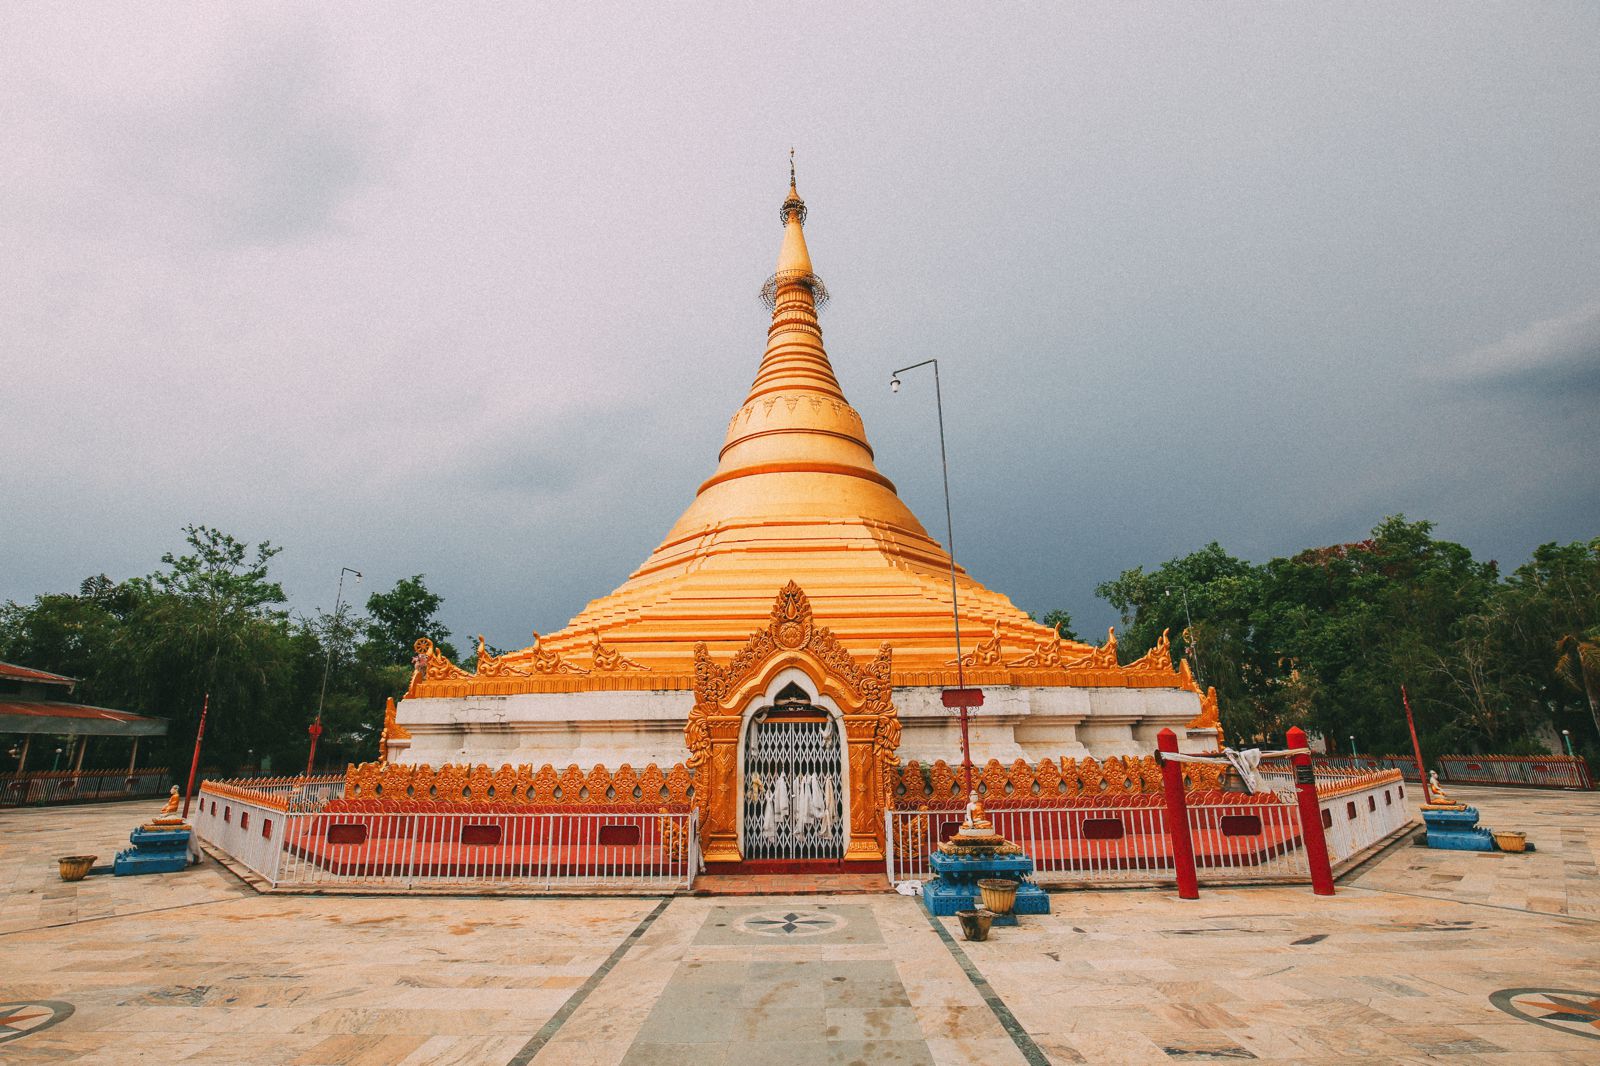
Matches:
[17,735,29,773]
[128,736,140,775]
[72,735,87,773]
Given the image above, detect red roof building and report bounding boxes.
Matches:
[0,659,167,774]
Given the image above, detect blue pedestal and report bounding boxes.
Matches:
[114,827,191,875]
[921,850,1050,926]
[1421,806,1497,852]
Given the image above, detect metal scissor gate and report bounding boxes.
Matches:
[742,706,845,862]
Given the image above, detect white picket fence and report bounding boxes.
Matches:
[886,768,1412,889]
[195,782,698,892]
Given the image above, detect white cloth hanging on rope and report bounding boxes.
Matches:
[822,777,837,836]
[1158,746,1310,795]
[760,789,777,842]
[793,774,811,835]
[772,773,791,829]
[803,774,821,834]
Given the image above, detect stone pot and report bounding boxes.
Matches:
[977,877,1019,915]
[57,855,97,882]
[1492,830,1527,853]
[957,909,993,942]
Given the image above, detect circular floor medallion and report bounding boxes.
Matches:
[736,909,843,938]
[1490,987,1600,1041]
[0,1001,74,1044]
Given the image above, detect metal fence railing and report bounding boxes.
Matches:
[0,768,171,808]
[1185,800,1311,882]
[1435,755,1592,790]
[887,798,1312,887]
[195,782,700,892]
[887,803,1179,886]
[885,767,1413,890]
[1308,756,1423,781]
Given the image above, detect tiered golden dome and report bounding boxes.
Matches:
[407,176,1199,697]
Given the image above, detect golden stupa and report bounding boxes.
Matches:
[398,170,1210,778]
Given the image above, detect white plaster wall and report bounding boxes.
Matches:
[394,684,1213,769]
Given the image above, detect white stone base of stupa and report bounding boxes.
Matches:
[391,685,1216,770]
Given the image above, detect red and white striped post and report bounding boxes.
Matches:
[1287,726,1335,895]
[1157,728,1199,900]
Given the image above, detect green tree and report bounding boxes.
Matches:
[1039,610,1081,642]
[1250,516,1498,754]
[1096,542,1270,742]
[116,525,303,771]
[1496,538,1600,746]
[364,575,457,665]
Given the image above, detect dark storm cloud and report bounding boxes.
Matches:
[1,3,1596,650]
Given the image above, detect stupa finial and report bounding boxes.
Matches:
[764,152,825,308]
[780,150,807,228]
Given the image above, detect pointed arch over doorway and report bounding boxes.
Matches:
[686,582,901,865]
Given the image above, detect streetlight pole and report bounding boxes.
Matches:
[1563,729,1575,757]
[890,359,976,796]
[308,567,362,776]
[1348,735,1358,758]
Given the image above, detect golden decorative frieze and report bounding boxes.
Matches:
[1006,625,1069,669]
[1078,628,1120,668]
[1124,630,1173,675]
[947,623,1004,668]
[405,637,470,698]
[1187,685,1221,730]
[475,633,587,678]
[378,696,411,763]
[591,634,649,672]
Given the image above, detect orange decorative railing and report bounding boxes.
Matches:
[344,760,697,808]
[198,775,346,812]
[888,755,1226,808]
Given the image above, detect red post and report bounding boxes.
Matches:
[1157,728,1199,900]
[181,692,209,818]
[306,720,323,777]
[942,688,984,795]
[1288,726,1334,896]
[1400,685,1428,797]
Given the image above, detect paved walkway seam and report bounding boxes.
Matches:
[1341,882,1600,924]
[506,895,672,1066]
[0,894,255,939]
[920,907,1051,1066]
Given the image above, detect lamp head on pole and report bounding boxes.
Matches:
[889,375,901,393]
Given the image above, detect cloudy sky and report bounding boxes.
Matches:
[3,3,1597,649]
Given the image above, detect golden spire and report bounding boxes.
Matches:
[515,169,1096,685]
[767,152,820,302]
[693,167,884,500]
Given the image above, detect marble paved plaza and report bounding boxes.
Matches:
[2,786,1598,1064]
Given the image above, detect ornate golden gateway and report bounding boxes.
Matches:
[687,581,900,864]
